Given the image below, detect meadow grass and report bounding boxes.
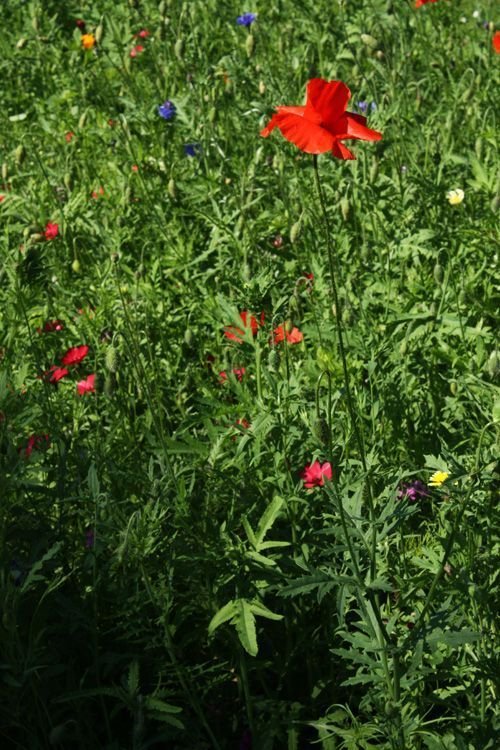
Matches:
[0,0,499,748]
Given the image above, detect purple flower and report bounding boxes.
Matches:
[356,101,377,114]
[398,480,429,503]
[236,13,257,27]
[158,100,176,120]
[184,143,202,157]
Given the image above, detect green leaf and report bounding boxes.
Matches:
[255,496,284,548]
[249,600,283,621]
[208,600,238,635]
[234,599,258,656]
[242,516,257,548]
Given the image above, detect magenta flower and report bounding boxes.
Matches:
[300,460,332,488]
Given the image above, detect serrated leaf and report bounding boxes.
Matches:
[242,516,257,548]
[255,496,284,548]
[234,599,258,656]
[249,600,283,621]
[144,697,182,714]
[208,600,238,635]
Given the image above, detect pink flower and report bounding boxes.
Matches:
[219,367,246,383]
[300,460,333,488]
[42,365,70,384]
[130,44,144,58]
[44,222,59,241]
[21,434,50,459]
[134,29,150,38]
[273,325,303,345]
[37,320,64,334]
[61,345,89,366]
[77,373,96,395]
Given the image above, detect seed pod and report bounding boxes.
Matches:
[208,106,216,123]
[15,145,26,165]
[184,328,193,346]
[78,111,87,129]
[375,50,384,60]
[268,349,280,371]
[1,163,8,181]
[72,258,81,273]
[245,34,255,58]
[158,0,167,14]
[487,350,499,378]
[105,346,119,373]
[64,173,72,191]
[290,220,301,244]
[312,416,330,445]
[174,38,184,59]
[95,22,104,45]
[340,196,350,221]
[450,381,457,395]
[399,339,408,356]
[433,263,444,284]
[16,38,28,50]
[168,178,176,199]
[29,233,44,243]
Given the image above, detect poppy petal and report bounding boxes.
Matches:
[260,106,307,137]
[331,140,355,160]
[344,112,382,142]
[261,110,335,154]
[306,79,351,127]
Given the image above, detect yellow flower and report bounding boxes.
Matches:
[429,470,449,487]
[446,188,464,206]
[81,33,96,50]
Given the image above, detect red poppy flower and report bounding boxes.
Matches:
[44,222,59,241]
[42,365,70,384]
[415,0,438,6]
[91,186,105,199]
[224,311,265,343]
[300,460,332,488]
[77,373,96,395]
[0,195,6,203]
[131,164,139,172]
[61,345,89,366]
[22,434,50,459]
[130,44,144,58]
[493,31,500,54]
[273,325,303,345]
[219,367,246,383]
[260,78,382,160]
[65,131,75,143]
[134,29,150,38]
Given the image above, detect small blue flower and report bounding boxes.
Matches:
[370,101,377,112]
[184,143,202,157]
[236,12,257,27]
[158,100,176,120]
[356,101,368,114]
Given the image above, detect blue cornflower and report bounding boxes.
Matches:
[158,100,176,120]
[236,12,257,27]
[356,101,368,114]
[184,143,202,157]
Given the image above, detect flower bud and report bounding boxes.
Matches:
[29,233,44,243]
[290,220,301,244]
[245,33,255,58]
[340,196,350,221]
[450,380,457,395]
[174,38,184,59]
[184,329,193,346]
[312,416,330,445]
[487,350,499,378]
[78,111,87,129]
[72,259,81,273]
[258,80,266,95]
[15,145,26,165]
[105,346,119,373]
[95,22,104,45]
[1,163,8,181]
[16,38,28,50]
[168,178,176,199]
[433,263,444,284]
[369,159,379,182]
[64,173,72,191]
[268,349,281,371]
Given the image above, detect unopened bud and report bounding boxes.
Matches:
[105,346,119,373]
[487,350,499,378]
[174,38,184,59]
[72,259,81,273]
[95,22,104,45]
[1,163,8,181]
[15,145,26,165]
[245,34,255,58]
[258,80,266,95]
[290,220,301,244]
[184,329,193,346]
[268,349,281,371]
[78,111,87,129]
[168,178,176,199]
[16,38,28,50]
[312,416,330,445]
[340,196,350,221]
[433,263,444,284]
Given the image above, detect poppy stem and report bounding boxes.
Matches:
[311,156,375,548]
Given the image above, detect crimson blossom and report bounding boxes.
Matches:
[61,345,89,366]
[301,460,333,488]
[260,78,381,160]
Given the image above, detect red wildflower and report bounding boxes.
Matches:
[300,460,333,488]
[108,119,116,127]
[91,186,105,199]
[65,131,75,143]
[219,367,246,383]
[61,345,89,366]
[77,373,96,395]
[22,434,50,459]
[37,320,64,334]
[493,31,500,54]
[224,311,264,343]
[273,325,303,345]
[0,195,5,203]
[131,164,139,172]
[134,29,150,38]
[44,222,59,241]
[130,44,145,58]
[43,365,70,384]
[235,418,250,429]
[415,0,438,6]
[260,78,382,160]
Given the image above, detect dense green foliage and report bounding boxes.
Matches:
[0,0,499,748]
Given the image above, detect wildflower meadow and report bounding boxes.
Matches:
[1,0,499,748]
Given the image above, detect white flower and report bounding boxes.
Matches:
[446,188,465,205]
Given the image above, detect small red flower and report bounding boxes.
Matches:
[91,186,105,199]
[273,325,303,345]
[108,118,117,127]
[224,311,264,343]
[219,367,246,383]
[65,131,75,143]
[44,222,59,241]
[493,31,500,54]
[0,194,6,203]
[61,345,89,366]
[43,365,70,384]
[415,0,438,6]
[261,78,382,160]
[134,29,150,38]
[77,373,96,395]
[75,19,86,31]
[235,418,250,429]
[130,44,145,58]
[37,320,64,334]
[22,434,50,459]
[131,164,139,172]
[300,460,333,488]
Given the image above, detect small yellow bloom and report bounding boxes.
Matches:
[429,470,449,487]
[446,188,464,206]
[81,33,96,50]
